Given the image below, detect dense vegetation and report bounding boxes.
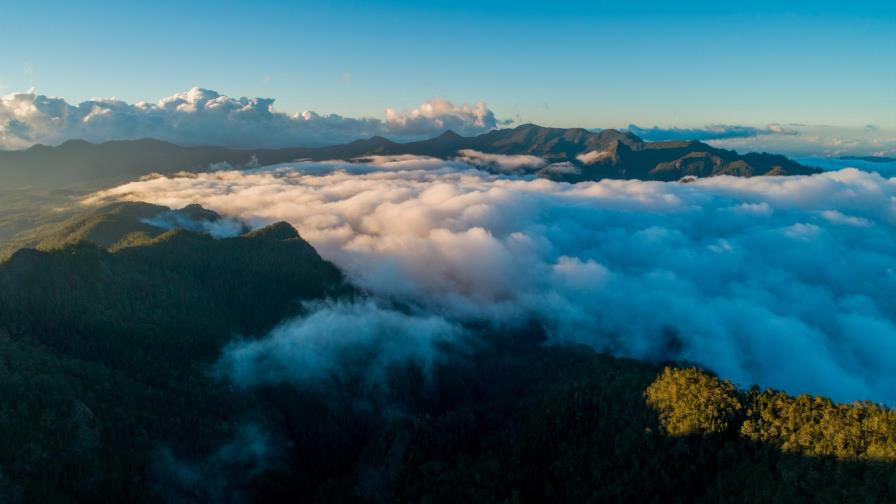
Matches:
[0,204,347,502]
[648,367,896,462]
[0,203,893,502]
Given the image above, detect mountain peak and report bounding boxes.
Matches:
[437,130,462,140]
[246,221,300,241]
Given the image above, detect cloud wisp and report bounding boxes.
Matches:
[217,300,461,390]
[90,158,896,404]
[0,88,502,150]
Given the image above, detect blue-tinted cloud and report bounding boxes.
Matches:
[625,123,896,158]
[627,123,797,141]
[797,156,896,177]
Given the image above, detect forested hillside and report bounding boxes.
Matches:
[0,203,893,503]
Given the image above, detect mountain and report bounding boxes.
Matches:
[0,125,820,189]
[0,202,893,502]
[0,201,249,260]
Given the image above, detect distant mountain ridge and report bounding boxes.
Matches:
[0,124,820,188]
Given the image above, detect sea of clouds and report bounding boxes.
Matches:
[627,123,896,158]
[0,87,502,149]
[89,157,896,404]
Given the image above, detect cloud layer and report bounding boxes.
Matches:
[0,88,501,149]
[628,123,797,141]
[626,123,896,158]
[709,125,896,158]
[90,159,896,404]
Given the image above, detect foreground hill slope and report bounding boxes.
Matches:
[0,124,820,188]
[0,201,245,261]
[0,202,893,502]
[0,204,349,502]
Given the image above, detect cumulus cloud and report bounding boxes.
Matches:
[90,159,896,404]
[0,87,502,149]
[385,99,508,139]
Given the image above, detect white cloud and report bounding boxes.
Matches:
[385,99,503,139]
[90,160,896,404]
[575,150,612,165]
[216,300,461,389]
[797,156,896,177]
[0,87,502,149]
[539,161,582,176]
[456,149,547,172]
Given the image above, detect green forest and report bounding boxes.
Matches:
[0,203,894,503]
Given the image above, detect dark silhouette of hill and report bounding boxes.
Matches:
[0,125,820,188]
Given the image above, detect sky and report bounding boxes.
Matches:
[0,1,896,128]
[1,1,894,151]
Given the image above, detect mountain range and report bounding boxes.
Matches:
[0,124,820,189]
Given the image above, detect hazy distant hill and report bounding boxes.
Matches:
[840,155,896,163]
[0,124,820,189]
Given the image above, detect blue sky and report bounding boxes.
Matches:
[1,0,894,131]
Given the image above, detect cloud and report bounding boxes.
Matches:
[623,122,896,158]
[538,161,582,176]
[627,123,797,142]
[153,424,278,503]
[710,125,896,158]
[796,156,896,177]
[142,208,247,238]
[216,300,461,390]
[90,159,896,404]
[385,99,508,139]
[0,87,502,149]
[456,149,547,172]
[576,150,612,165]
